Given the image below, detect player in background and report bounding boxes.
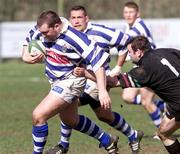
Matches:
[22,10,120,154]
[110,1,165,134]
[45,5,143,154]
[112,36,180,154]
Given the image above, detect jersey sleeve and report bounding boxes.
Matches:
[118,66,150,88]
[24,25,42,44]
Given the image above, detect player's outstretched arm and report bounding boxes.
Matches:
[110,52,127,77]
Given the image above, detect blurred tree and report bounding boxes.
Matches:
[0,0,180,21]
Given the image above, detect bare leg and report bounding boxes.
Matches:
[158,115,180,153]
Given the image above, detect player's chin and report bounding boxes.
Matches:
[74,26,82,31]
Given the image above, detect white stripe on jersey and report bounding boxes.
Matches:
[119,33,130,46]
[88,35,109,45]
[89,25,115,36]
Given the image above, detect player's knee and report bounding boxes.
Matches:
[95,111,114,124]
[32,110,46,125]
[122,93,134,104]
[157,130,167,141]
[141,100,151,108]
[157,125,169,140]
[97,116,113,124]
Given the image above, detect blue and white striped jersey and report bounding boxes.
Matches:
[82,22,131,74]
[84,22,131,53]
[25,19,109,82]
[125,18,156,48]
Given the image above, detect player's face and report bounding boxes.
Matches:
[127,44,141,63]
[123,6,139,27]
[69,10,89,32]
[38,23,61,41]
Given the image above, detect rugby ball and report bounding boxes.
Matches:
[28,40,46,55]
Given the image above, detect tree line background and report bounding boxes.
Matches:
[0,0,180,21]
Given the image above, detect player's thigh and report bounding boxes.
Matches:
[33,92,69,123]
[122,87,139,102]
[158,115,180,137]
[33,76,85,123]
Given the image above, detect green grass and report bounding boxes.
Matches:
[0,59,178,154]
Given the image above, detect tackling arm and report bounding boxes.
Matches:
[73,66,97,82]
[109,51,128,77]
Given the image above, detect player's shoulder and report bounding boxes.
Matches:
[91,23,115,31]
[133,18,148,28]
[134,18,145,25]
[155,48,180,56]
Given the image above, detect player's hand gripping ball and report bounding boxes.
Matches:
[28,40,46,55]
[28,40,46,62]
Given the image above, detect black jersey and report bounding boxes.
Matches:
[119,48,180,110]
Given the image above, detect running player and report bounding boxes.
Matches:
[22,10,119,154]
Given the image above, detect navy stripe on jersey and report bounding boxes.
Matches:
[85,45,97,63]
[63,34,85,55]
[91,23,116,31]
[91,49,107,68]
[68,26,91,47]
[139,21,156,48]
[139,21,151,38]
[86,30,112,42]
[96,42,110,49]
[130,27,141,35]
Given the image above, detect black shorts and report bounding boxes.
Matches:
[79,92,101,109]
[165,104,180,121]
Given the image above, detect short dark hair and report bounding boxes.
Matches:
[128,36,151,53]
[124,1,139,12]
[37,10,62,28]
[69,5,87,16]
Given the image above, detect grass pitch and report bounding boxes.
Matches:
[0,59,178,154]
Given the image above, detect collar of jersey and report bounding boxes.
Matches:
[83,21,93,33]
[131,17,141,28]
[60,17,70,34]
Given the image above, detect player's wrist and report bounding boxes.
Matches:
[114,65,121,71]
[109,65,122,77]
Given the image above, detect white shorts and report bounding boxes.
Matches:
[84,79,99,101]
[50,74,86,103]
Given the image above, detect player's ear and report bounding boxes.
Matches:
[137,11,140,18]
[54,23,61,30]
[85,15,89,22]
[137,49,143,57]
